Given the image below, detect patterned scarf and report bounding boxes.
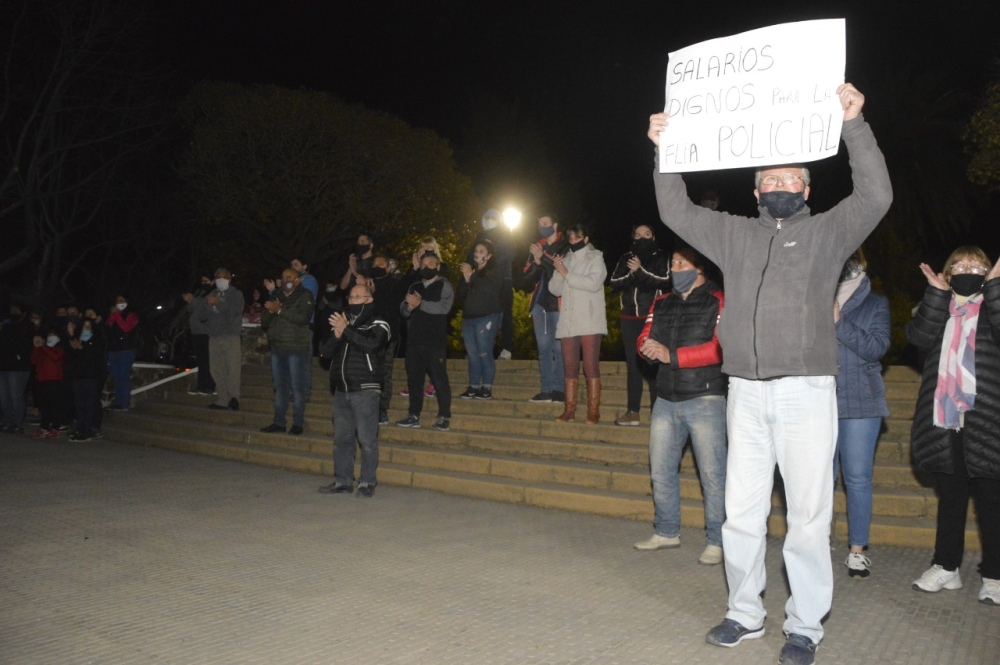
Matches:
[934,294,982,429]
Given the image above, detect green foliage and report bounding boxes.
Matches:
[966,82,1000,190]
[178,82,481,280]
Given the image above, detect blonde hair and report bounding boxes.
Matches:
[943,246,990,276]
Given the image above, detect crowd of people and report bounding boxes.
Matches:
[0,299,139,441]
[3,81,999,665]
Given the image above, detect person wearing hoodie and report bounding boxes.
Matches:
[0,303,34,434]
[66,315,108,442]
[548,223,608,425]
[609,224,671,426]
[319,284,390,497]
[260,268,316,435]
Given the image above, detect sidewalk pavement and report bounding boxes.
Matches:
[2,438,997,665]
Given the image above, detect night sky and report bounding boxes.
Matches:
[151,0,1000,260]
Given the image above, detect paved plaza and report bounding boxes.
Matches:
[2,438,997,664]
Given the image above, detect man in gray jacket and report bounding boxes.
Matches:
[193,268,245,411]
[647,83,892,665]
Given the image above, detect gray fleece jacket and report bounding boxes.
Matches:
[652,115,892,379]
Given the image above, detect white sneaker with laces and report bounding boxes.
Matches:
[979,578,1000,605]
[912,564,963,592]
[633,533,680,551]
[845,551,872,579]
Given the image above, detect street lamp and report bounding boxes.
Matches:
[502,207,522,231]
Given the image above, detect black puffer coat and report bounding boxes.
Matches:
[907,280,1000,479]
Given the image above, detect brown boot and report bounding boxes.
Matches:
[585,378,602,425]
[555,379,578,422]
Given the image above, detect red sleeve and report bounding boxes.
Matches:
[108,311,139,332]
[636,293,668,354]
[673,290,724,369]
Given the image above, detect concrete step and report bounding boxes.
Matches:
[108,361,978,551]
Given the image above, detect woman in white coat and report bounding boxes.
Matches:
[549,224,608,424]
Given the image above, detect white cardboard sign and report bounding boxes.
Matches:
[659,19,845,173]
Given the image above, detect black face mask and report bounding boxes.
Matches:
[419,267,438,280]
[569,240,586,253]
[759,190,806,219]
[370,267,388,279]
[631,238,656,260]
[950,274,985,297]
[356,244,371,256]
[347,303,367,317]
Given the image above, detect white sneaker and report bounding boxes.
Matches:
[912,564,963,592]
[498,349,512,360]
[698,544,723,565]
[979,578,1000,605]
[633,533,680,551]
[845,551,872,579]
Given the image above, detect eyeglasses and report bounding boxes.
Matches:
[950,263,988,276]
[759,173,804,187]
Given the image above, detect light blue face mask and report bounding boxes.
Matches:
[80,330,93,342]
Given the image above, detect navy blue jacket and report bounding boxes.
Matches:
[835,276,890,419]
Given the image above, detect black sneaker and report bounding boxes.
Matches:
[69,432,92,442]
[228,398,240,411]
[779,633,817,665]
[529,392,553,403]
[356,484,376,498]
[288,425,303,435]
[551,391,565,403]
[396,414,420,428]
[433,417,450,431]
[318,482,353,494]
[705,619,764,647]
[260,423,285,433]
[458,386,478,399]
[378,412,389,425]
[474,386,493,400]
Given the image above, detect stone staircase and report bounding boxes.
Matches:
[102,359,980,551]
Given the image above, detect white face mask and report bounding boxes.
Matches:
[115,302,127,311]
[215,278,230,291]
[46,335,59,347]
[284,281,295,291]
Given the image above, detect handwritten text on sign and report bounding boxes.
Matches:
[659,19,845,173]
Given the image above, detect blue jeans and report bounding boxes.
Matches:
[107,349,136,409]
[462,313,502,387]
[0,370,30,428]
[834,417,882,548]
[332,389,380,486]
[723,376,837,645]
[531,305,563,393]
[271,349,311,428]
[648,395,727,546]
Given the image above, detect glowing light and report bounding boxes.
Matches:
[502,207,522,230]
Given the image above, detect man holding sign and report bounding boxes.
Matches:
[647,23,892,665]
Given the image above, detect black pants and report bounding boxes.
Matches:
[192,333,215,392]
[73,378,101,436]
[620,317,657,412]
[405,344,451,418]
[378,337,400,415]
[36,380,70,429]
[932,430,1000,579]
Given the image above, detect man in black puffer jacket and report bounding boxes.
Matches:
[318,284,390,498]
[633,247,727,569]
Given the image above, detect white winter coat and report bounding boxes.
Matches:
[548,244,608,338]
